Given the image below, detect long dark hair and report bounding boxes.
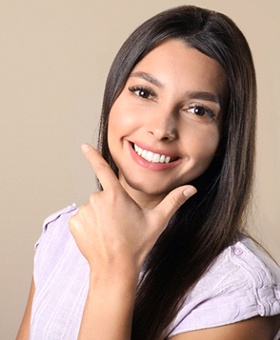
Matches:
[98,5,256,339]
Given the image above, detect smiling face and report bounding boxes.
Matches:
[107,39,228,208]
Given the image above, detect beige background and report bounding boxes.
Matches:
[0,0,279,338]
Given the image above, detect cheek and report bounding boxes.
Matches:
[108,103,125,142]
[204,132,220,156]
[109,99,132,130]
[187,126,220,163]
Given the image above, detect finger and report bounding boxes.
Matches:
[154,185,197,226]
[81,143,120,191]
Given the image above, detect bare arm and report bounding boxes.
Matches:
[78,270,138,340]
[170,315,280,340]
[16,278,35,340]
[69,144,197,339]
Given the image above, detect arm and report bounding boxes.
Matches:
[69,144,197,339]
[16,278,35,340]
[170,315,280,340]
[78,269,138,340]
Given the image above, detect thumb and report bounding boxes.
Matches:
[154,185,197,224]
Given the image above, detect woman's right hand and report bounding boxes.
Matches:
[69,144,197,278]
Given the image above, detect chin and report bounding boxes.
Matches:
[122,176,180,197]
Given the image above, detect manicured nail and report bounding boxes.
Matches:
[81,144,90,153]
[183,187,197,198]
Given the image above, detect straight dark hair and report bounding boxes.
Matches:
[98,5,256,339]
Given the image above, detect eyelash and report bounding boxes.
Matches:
[186,104,215,119]
[128,86,155,99]
[128,86,216,119]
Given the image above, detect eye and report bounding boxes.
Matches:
[128,86,155,99]
[188,105,215,118]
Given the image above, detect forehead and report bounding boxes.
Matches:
[132,39,226,86]
[131,39,227,97]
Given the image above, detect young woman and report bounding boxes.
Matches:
[17,5,280,340]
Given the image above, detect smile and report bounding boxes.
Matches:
[133,143,178,164]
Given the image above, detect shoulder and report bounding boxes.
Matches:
[168,236,280,337]
[170,315,280,340]
[33,204,79,285]
[35,203,78,249]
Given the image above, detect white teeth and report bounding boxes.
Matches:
[159,155,166,163]
[152,153,160,163]
[146,151,153,162]
[142,150,147,158]
[133,143,173,164]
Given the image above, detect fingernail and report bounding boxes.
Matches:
[183,187,197,198]
[81,144,90,153]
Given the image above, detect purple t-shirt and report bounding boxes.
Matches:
[30,204,280,339]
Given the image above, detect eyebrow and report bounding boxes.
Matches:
[130,72,164,88]
[130,71,221,105]
[186,91,220,105]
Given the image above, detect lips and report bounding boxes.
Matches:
[133,143,179,164]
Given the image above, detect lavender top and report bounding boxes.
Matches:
[30,204,280,339]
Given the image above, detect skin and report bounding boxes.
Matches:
[16,278,35,339]
[108,39,225,209]
[16,39,280,339]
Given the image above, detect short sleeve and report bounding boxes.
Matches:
[33,204,78,287]
[168,238,280,338]
[35,204,77,249]
[30,204,89,339]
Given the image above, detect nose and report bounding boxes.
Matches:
[147,110,178,142]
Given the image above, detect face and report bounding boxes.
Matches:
[108,39,227,208]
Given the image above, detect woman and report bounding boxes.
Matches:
[17,5,280,339]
